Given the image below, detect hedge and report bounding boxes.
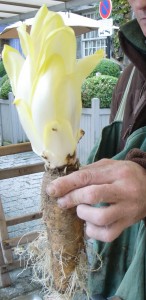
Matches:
[0,79,12,99]
[88,58,121,78]
[0,74,9,87]
[0,61,7,77]
[81,74,118,108]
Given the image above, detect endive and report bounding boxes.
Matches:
[2,5,104,297]
[2,5,103,169]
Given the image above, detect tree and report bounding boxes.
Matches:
[111,0,131,61]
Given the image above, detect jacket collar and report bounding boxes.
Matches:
[119,19,146,78]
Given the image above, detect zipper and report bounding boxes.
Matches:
[122,124,132,140]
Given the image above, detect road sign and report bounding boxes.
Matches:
[99,0,112,19]
[98,27,112,37]
[98,18,113,36]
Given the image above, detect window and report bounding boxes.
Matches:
[82,37,107,56]
[81,11,107,57]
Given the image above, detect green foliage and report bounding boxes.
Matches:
[112,0,131,60]
[95,0,131,25]
[81,75,118,108]
[88,58,121,78]
[95,1,131,60]
[1,79,12,99]
[0,61,6,77]
[112,0,131,26]
[0,74,9,87]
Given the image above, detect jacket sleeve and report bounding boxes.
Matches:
[126,148,146,225]
[125,148,146,169]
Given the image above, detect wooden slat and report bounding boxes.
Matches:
[0,200,12,286]
[0,200,13,265]
[0,244,11,287]
[0,142,32,156]
[2,232,39,250]
[6,212,42,226]
[0,1,41,9]
[0,162,44,179]
[0,143,45,285]
[0,258,31,274]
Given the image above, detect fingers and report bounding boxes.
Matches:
[76,203,135,242]
[57,183,122,209]
[85,221,120,242]
[76,204,123,227]
[46,159,119,197]
[46,167,94,197]
[85,219,127,242]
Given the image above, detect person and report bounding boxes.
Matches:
[46,0,146,299]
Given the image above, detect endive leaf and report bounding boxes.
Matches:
[30,5,49,37]
[43,119,76,168]
[30,5,64,67]
[16,57,32,106]
[53,75,82,135]
[17,24,34,59]
[31,55,81,139]
[31,8,64,44]
[76,49,104,82]
[38,26,76,74]
[31,55,66,135]
[14,98,42,155]
[2,45,24,95]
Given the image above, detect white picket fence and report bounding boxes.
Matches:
[77,99,110,164]
[0,93,110,164]
[0,93,27,145]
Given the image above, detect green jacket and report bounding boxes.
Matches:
[87,20,146,300]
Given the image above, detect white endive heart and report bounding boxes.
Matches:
[2,5,104,168]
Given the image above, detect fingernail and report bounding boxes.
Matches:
[46,185,56,196]
[57,198,67,209]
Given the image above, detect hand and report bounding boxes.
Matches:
[46,159,146,242]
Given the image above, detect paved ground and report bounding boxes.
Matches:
[0,151,45,299]
[0,268,42,300]
[0,150,89,300]
[0,151,44,238]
